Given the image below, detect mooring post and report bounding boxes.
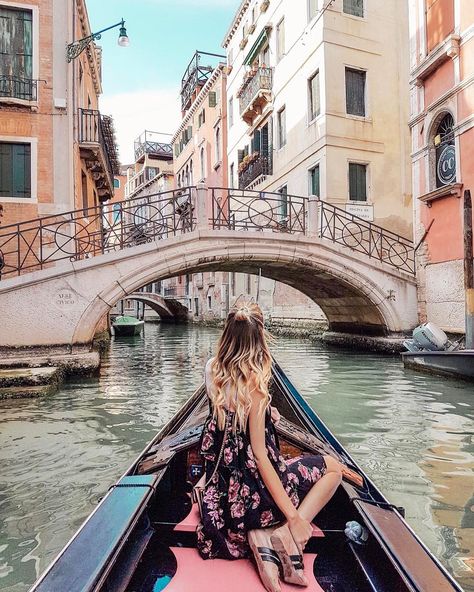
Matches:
[196,183,208,231]
[464,190,474,349]
[307,194,320,238]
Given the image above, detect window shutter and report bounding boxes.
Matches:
[238,149,245,164]
[187,125,193,141]
[252,129,261,153]
[0,143,12,196]
[349,163,366,201]
[208,92,217,108]
[346,68,366,116]
[310,165,320,196]
[343,0,364,18]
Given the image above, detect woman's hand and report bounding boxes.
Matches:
[270,405,281,425]
[287,513,313,552]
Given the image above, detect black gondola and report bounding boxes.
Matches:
[29,362,463,592]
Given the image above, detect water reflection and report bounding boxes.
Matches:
[0,324,472,591]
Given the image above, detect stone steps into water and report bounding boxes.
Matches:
[0,384,57,400]
[0,367,62,388]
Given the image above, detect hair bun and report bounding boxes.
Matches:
[234,306,250,322]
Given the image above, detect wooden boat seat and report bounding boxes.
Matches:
[33,474,159,592]
[166,547,325,592]
[174,502,326,538]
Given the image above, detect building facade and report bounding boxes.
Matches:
[0,0,119,232]
[408,0,474,334]
[224,0,412,237]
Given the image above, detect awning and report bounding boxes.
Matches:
[243,26,271,66]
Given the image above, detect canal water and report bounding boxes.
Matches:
[0,323,473,592]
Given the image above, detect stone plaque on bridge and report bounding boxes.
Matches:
[345,203,374,221]
[54,289,77,310]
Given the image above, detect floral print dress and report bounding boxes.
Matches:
[196,363,327,560]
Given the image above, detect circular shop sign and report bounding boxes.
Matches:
[437,144,456,185]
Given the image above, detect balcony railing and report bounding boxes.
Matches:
[238,67,273,121]
[134,131,173,162]
[78,109,120,195]
[0,75,37,101]
[238,149,273,189]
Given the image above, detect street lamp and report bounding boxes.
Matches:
[66,19,129,62]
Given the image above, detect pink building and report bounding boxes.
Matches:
[409,0,474,334]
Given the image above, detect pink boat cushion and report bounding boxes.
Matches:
[174,503,325,538]
[166,547,324,592]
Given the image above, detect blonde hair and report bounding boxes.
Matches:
[208,301,272,432]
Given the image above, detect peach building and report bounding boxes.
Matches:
[409,0,474,333]
[0,0,119,230]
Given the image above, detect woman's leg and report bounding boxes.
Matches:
[297,455,343,522]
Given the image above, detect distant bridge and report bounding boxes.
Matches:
[0,185,417,348]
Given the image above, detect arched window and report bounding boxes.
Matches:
[215,127,221,163]
[189,160,193,185]
[177,172,181,188]
[200,146,205,180]
[434,113,456,188]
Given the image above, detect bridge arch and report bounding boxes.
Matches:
[124,293,189,322]
[69,231,416,346]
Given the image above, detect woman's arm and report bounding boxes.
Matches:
[248,391,298,521]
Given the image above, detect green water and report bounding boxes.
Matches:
[0,324,472,591]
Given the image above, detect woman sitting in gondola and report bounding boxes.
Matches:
[196,302,343,592]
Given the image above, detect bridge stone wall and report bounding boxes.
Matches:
[0,230,417,349]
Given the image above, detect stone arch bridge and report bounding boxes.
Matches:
[0,186,417,349]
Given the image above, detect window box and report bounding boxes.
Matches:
[260,0,270,13]
[249,23,256,34]
[240,37,249,50]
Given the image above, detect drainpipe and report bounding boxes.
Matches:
[464,190,474,349]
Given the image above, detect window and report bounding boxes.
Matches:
[434,112,456,188]
[113,178,121,188]
[308,0,318,20]
[194,297,199,316]
[308,71,320,121]
[345,68,366,116]
[0,7,34,100]
[209,91,217,108]
[277,106,286,148]
[229,97,234,127]
[230,163,235,188]
[112,203,121,224]
[348,163,367,201]
[276,18,285,62]
[230,272,236,297]
[343,0,364,18]
[260,44,270,67]
[189,159,193,185]
[198,109,205,128]
[278,185,288,220]
[0,142,31,198]
[200,146,205,180]
[81,171,88,212]
[309,165,320,196]
[215,127,221,163]
[208,295,212,310]
[228,48,234,66]
[246,274,251,293]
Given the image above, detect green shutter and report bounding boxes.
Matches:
[208,92,217,108]
[310,165,320,196]
[0,142,30,197]
[349,163,366,201]
[0,7,33,79]
[0,143,12,196]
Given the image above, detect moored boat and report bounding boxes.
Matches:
[29,362,463,592]
[112,315,145,337]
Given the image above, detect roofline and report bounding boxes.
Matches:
[221,0,251,49]
[171,63,226,144]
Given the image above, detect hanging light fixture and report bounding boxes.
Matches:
[118,20,130,47]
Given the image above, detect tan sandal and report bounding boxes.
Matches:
[270,524,309,587]
[248,528,282,592]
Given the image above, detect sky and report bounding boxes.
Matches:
[87,0,241,165]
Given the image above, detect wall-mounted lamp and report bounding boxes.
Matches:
[67,19,129,62]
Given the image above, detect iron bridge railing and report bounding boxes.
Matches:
[0,188,195,278]
[209,188,415,275]
[0,186,415,279]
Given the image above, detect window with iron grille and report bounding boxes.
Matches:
[309,164,320,196]
[308,71,320,121]
[348,163,367,201]
[277,106,286,148]
[0,7,34,100]
[0,142,31,198]
[345,67,366,116]
[343,0,364,18]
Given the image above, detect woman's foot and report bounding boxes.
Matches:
[248,528,282,592]
[271,524,309,587]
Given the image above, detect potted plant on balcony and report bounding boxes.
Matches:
[260,0,270,13]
